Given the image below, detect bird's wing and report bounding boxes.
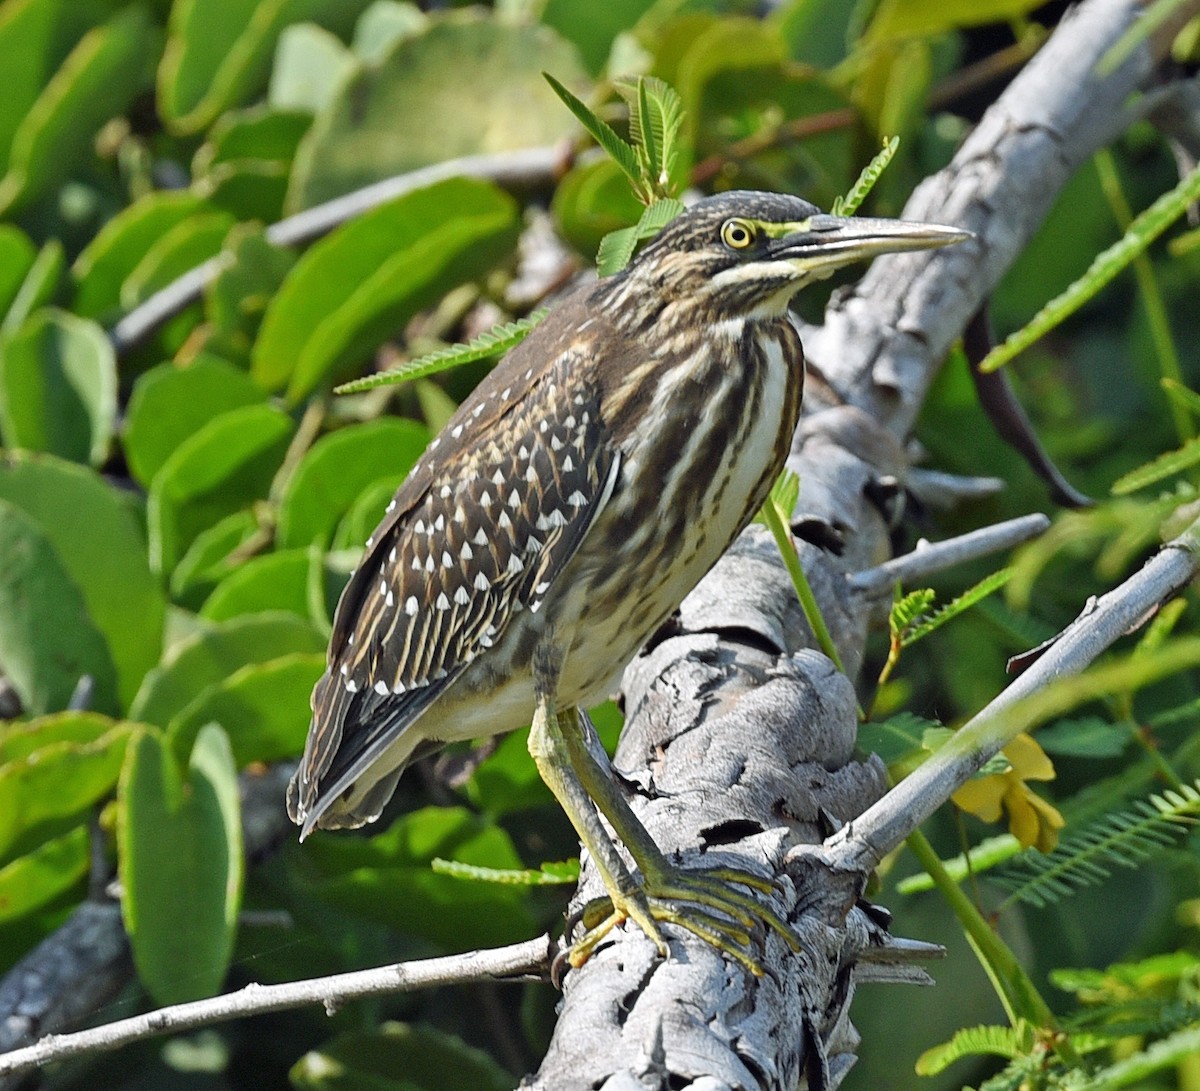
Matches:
[289,349,619,829]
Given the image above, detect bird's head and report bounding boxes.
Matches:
[611,190,970,323]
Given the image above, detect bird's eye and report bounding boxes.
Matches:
[720,219,757,250]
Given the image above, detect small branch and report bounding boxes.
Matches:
[108,145,564,355]
[0,937,552,1079]
[847,513,1050,596]
[825,522,1200,873]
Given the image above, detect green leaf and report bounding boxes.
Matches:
[0,825,88,924]
[169,510,262,605]
[858,711,942,767]
[120,210,237,310]
[1036,717,1130,759]
[900,569,1013,647]
[332,478,405,551]
[200,228,296,363]
[130,613,326,729]
[165,652,325,767]
[71,192,208,322]
[595,226,639,278]
[1110,435,1200,495]
[981,158,1200,372]
[157,0,375,135]
[430,857,579,886]
[616,76,685,197]
[290,1023,514,1091]
[146,403,295,575]
[889,588,936,638]
[277,419,428,547]
[0,499,117,715]
[915,1021,1034,1076]
[199,549,332,624]
[336,312,545,394]
[304,806,534,949]
[996,781,1200,910]
[289,18,587,209]
[544,72,641,194]
[831,135,899,216]
[350,2,428,64]
[253,178,519,401]
[0,454,164,712]
[2,238,64,335]
[540,0,656,74]
[124,355,267,488]
[119,724,243,1005]
[0,6,152,215]
[0,225,38,318]
[267,23,355,115]
[0,308,116,466]
[0,712,135,861]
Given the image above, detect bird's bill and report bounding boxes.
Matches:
[766,214,971,277]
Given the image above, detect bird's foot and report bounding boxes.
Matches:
[567,864,798,975]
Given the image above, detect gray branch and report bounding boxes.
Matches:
[0,935,550,1080]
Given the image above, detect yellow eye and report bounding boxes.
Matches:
[720,218,757,249]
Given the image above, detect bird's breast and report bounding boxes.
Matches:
[553,318,804,702]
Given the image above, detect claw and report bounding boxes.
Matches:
[565,861,798,975]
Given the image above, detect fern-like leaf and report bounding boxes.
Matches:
[889,588,936,637]
[832,135,900,217]
[596,198,685,275]
[1160,377,1200,417]
[334,310,548,394]
[1110,435,1200,494]
[901,568,1013,647]
[996,781,1200,909]
[544,73,642,191]
[981,158,1200,372]
[617,75,684,196]
[916,1021,1035,1075]
[431,856,579,886]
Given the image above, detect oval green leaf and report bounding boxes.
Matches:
[119,723,243,1005]
[276,418,428,549]
[0,454,165,711]
[146,402,294,575]
[165,652,326,767]
[0,712,135,859]
[130,612,325,729]
[124,355,266,488]
[253,177,519,400]
[0,308,117,466]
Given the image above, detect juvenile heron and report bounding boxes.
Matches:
[288,190,967,968]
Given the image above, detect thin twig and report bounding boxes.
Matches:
[847,513,1050,596]
[823,519,1200,872]
[108,145,564,355]
[0,936,552,1078]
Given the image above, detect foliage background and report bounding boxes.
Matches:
[0,0,1197,1088]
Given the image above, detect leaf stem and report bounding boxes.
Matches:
[759,496,845,674]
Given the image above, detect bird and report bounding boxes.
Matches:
[287,189,968,969]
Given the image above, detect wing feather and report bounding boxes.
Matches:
[289,347,618,831]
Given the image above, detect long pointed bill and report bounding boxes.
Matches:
[766,214,971,279]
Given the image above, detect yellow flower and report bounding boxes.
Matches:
[953,733,1065,852]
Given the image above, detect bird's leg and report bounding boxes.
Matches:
[558,707,800,974]
[527,642,669,960]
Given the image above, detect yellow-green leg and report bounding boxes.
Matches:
[527,639,798,974]
[527,644,669,959]
[559,706,800,974]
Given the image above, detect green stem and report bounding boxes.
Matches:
[1093,150,1192,443]
[906,828,1071,1052]
[759,497,845,674]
